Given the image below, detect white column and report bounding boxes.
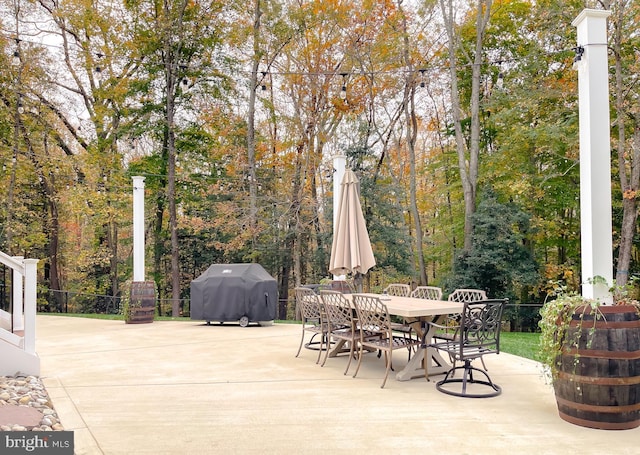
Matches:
[23,259,38,355]
[572,9,613,303]
[11,256,24,331]
[333,154,346,281]
[132,176,146,282]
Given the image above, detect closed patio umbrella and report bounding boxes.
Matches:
[329,169,376,290]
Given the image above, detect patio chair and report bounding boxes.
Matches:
[319,290,379,375]
[410,286,443,300]
[437,288,490,369]
[422,299,507,398]
[383,283,417,357]
[447,288,487,303]
[383,283,411,297]
[435,288,488,341]
[294,287,329,364]
[352,294,422,388]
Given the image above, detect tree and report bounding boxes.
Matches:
[439,0,493,252]
[608,0,640,286]
[126,0,228,316]
[446,187,539,299]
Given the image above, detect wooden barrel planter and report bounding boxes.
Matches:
[554,305,640,430]
[125,281,156,324]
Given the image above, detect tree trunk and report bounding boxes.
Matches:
[611,1,640,286]
[247,0,261,240]
[399,0,427,285]
[440,0,492,252]
[166,67,181,316]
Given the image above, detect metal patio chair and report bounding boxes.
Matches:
[294,287,329,364]
[383,283,411,297]
[352,294,422,388]
[437,288,490,369]
[319,290,378,375]
[423,299,507,398]
[410,286,443,300]
[383,283,418,357]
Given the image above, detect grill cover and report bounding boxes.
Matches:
[190,263,277,323]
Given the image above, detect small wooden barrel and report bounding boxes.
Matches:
[554,305,640,430]
[127,281,156,324]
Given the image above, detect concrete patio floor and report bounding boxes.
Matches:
[36,314,639,455]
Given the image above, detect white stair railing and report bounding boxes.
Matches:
[0,251,39,355]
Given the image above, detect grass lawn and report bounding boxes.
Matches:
[499,331,541,362]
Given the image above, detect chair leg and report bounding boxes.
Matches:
[434,361,502,398]
[343,339,357,375]
[295,328,305,357]
[380,350,391,388]
[320,335,331,367]
[352,343,365,379]
[315,332,325,364]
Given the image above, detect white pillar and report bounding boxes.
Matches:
[572,9,613,303]
[23,258,38,355]
[12,256,24,331]
[132,176,146,282]
[333,155,346,281]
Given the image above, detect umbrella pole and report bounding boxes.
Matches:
[354,273,363,293]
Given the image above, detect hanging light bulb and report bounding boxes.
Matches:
[12,39,21,65]
[95,53,104,73]
[261,71,267,91]
[339,73,348,100]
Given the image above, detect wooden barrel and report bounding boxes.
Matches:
[127,281,156,324]
[554,305,640,430]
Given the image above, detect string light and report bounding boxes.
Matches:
[2,30,585,82]
[95,53,103,73]
[260,71,267,91]
[339,73,347,100]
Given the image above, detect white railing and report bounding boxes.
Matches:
[0,251,38,355]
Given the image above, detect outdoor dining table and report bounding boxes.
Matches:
[334,293,464,381]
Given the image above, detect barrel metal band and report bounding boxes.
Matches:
[557,370,640,385]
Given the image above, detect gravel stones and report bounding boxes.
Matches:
[0,375,63,431]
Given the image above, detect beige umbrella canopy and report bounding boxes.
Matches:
[329,169,376,287]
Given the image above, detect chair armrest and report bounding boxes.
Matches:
[424,320,459,331]
[421,320,461,345]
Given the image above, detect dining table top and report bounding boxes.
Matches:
[346,293,464,318]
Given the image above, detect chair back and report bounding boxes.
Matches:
[320,290,353,329]
[295,287,323,321]
[457,299,507,358]
[383,283,411,297]
[352,294,392,334]
[411,286,443,300]
[330,280,354,294]
[447,288,487,302]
